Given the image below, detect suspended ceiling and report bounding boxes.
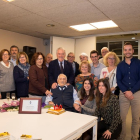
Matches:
[0,0,140,39]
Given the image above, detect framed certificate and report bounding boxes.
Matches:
[19,98,41,114]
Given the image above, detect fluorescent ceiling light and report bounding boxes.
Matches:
[70,24,96,31]
[132,37,135,39]
[90,20,118,29]
[3,0,14,2]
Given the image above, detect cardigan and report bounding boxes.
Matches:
[0,61,15,92]
[29,65,49,96]
[78,91,96,115]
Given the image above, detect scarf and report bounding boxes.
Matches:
[18,63,30,78]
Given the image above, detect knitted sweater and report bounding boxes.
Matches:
[0,62,15,92]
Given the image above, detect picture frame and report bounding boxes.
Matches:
[19,98,41,114]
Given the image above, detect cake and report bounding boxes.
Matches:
[20,134,32,139]
[0,132,10,140]
[47,105,65,115]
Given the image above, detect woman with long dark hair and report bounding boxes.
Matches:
[94,78,122,140]
[78,77,96,115]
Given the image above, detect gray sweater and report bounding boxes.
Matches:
[78,91,96,115]
[0,62,15,92]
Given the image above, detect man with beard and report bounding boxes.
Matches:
[117,42,140,140]
[10,45,19,66]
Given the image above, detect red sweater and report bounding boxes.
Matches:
[29,65,49,96]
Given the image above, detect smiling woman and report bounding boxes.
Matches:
[13,52,30,98]
[0,49,15,99]
[28,52,52,103]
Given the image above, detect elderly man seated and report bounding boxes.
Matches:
[45,74,81,112]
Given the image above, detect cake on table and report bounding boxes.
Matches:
[20,134,32,139]
[0,132,10,140]
[47,105,65,115]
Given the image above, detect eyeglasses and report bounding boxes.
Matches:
[91,56,98,58]
[19,57,26,59]
[3,54,9,56]
[68,56,75,58]
[37,58,43,61]
[108,57,115,60]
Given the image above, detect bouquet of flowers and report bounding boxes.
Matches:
[0,101,19,112]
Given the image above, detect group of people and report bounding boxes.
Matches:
[0,42,140,140]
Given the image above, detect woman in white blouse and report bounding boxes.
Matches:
[0,49,15,99]
[100,52,120,93]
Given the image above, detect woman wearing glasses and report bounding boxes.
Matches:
[29,52,52,103]
[0,49,15,99]
[100,52,120,95]
[14,52,30,98]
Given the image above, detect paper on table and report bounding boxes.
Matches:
[22,100,38,111]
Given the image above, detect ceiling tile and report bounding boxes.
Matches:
[12,0,87,13]
[0,3,31,22]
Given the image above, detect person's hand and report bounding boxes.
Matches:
[0,94,1,99]
[94,77,98,81]
[49,101,54,105]
[66,83,70,86]
[102,130,112,139]
[124,91,134,100]
[45,90,52,96]
[73,103,81,112]
[110,87,116,91]
[51,83,57,89]
[27,77,29,80]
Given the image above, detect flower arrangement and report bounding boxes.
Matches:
[0,101,19,112]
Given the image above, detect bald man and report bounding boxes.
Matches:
[45,53,53,67]
[45,74,81,112]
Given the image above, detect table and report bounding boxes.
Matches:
[0,99,97,140]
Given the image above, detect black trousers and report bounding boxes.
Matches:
[1,90,16,99]
[98,120,122,140]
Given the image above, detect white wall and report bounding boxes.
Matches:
[0,29,47,55]
[75,36,96,63]
[51,36,75,60]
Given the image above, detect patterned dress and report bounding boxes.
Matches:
[75,74,97,92]
[93,94,122,133]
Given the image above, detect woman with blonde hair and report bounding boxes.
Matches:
[75,60,97,92]
[100,52,120,94]
[14,52,30,98]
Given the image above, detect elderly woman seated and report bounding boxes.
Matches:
[45,74,81,112]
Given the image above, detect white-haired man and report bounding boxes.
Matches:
[45,74,81,112]
[99,47,109,64]
[49,47,74,89]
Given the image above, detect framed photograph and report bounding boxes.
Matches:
[19,98,41,114]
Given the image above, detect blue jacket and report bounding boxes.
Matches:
[13,66,29,98]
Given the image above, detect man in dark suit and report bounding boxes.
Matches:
[49,47,74,89]
[67,52,80,77]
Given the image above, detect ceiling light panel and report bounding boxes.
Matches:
[90,20,118,29]
[70,24,96,31]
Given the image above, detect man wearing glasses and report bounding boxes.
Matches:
[67,52,80,78]
[90,50,106,81]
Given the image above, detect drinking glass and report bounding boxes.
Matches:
[6,93,10,102]
[11,93,15,100]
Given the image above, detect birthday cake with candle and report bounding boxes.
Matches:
[47,105,65,115]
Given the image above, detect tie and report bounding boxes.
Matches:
[60,62,63,73]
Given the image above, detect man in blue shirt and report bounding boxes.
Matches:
[90,50,106,81]
[117,42,140,140]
